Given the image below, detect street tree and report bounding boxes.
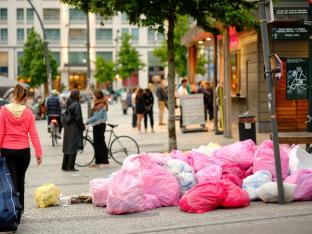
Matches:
[19,29,58,88]
[196,54,207,76]
[87,0,257,150]
[94,57,115,84]
[117,33,144,83]
[153,15,188,78]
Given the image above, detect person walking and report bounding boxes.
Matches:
[62,89,84,172]
[143,88,154,133]
[86,90,109,168]
[207,82,214,121]
[135,88,145,133]
[131,87,138,128]
[156,79,167,125]
[0,84,43,215]
[46,89,62,137]
[120,88,128,115]
[177,78,189,128]
[198,80,210,122]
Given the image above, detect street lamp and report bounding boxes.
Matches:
[26,0,52,94]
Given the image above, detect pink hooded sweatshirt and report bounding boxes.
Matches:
[0,104,42,157]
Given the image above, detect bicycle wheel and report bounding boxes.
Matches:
[51,125,57,147]
[110,136,140,165]
[75,137,95,167]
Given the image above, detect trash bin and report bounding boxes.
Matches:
[238,113,256,144]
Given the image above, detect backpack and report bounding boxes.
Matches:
[0,157,21,232]
[61,109,72,124]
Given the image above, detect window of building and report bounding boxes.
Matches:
[0,28,8,43]
[43,9,60,23]
[51,51,60,66]
[46,29,60,43]
[121,13,128,24]
[148,29,155,44]
[96,15,112,24]
[230,51,241,96]
[0,51,8,77]
[69,28,86,43]
[96,51,113,61]
[17,28,24,43]
[17,51,23,76]
[131,28,139,43]
[121,28,129,36]
[0,8,7,23]
[69,52,87,66]
[26,9,34,24]
[69,9,86,23]
[17,9,24,24]
[96,29,112,43]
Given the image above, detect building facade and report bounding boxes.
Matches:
[0,0,164,91]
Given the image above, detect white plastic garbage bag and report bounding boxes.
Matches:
[256,182,296,203]
[193,143,221,156]
[289,146,312,174]
[165,159,197,195]
[242,170,272,200]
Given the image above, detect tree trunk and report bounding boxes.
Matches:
[223,26,232,138]
[167,14,177,150]
[213,33,218,131]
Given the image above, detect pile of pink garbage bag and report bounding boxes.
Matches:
[89,139,312,215]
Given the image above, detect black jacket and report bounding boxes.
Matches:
[46,95,61,115]
[62,100,84,154]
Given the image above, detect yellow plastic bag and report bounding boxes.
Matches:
[35,184,60,208]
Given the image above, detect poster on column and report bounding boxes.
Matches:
[286,58,308,99]
[180,94,205,126]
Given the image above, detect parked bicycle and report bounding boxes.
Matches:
[75,123,140,166]
[49,115,60,147]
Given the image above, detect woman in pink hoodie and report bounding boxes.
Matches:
[0,84,43,213]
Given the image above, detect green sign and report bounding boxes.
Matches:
[286,58,308,99]
[274,7,308,16]
[272,27,309,40]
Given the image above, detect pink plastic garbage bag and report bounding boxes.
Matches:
[89,178,110,207]
[253,140,289,180]
[221,181,250,208]
[285,169,312,201]
[213,140,256,170]
[187,151,212,172]
[221,165,246,187]
[106,169,145,214]
[195,164,222,184]
[143,163,180,207]
[179,181,225,214]
[171,150,189,164]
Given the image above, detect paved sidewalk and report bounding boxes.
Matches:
[17,102,312,234]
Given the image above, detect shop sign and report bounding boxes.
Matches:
[180,94,205,126]
[272,27,309,40]
[274,7,308,16]
[286,58,308,99]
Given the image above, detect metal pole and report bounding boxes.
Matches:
[86,11,91,117]
[26,0,52,93]
[307,3,312,132]
[213,33,218,131]
[259,1,285,204]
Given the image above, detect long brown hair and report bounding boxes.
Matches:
[92,89,108,112]
[13,84,27,103]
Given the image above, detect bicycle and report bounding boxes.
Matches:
[75,123,140,166]
[48,115,60,147]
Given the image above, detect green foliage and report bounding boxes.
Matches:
[94,57,115,83]
[117,33,144,80]
[18,29,58,88]
[153,15,188,77]
[196,54,207,76]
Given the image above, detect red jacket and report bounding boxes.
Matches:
[0,105,42,157]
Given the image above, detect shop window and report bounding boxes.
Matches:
[96,51,113,61]
[68,73,86,90]
[0,51,8,77]
[230,51,241,96]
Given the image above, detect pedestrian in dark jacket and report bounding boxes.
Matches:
[62,89,84,171]
[143,88,154,133]
[86,90,109,168]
